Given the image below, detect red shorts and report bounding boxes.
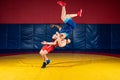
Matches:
[41,45,55,53]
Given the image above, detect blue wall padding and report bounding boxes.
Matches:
[86,24,98,49]
[0,24,120,53]
[0,25,7,49]
[7,24,20,49]
[21,25,33,49]
[97,24,111,49]
[73,24,86,49]
[111,24,120,49]
[33,24,47,49]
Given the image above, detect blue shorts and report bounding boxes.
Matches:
[59,18,76,37]
[64,18,76,29]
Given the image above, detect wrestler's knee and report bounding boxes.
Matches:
[40,52,45,56]
[40,50,48,56]
[39,50,44,56]
[61,17,66,21]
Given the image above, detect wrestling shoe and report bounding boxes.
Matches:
[77,9,82,17]
[46,60,51,65]
[57,1,66,6]
[41,62,47,68]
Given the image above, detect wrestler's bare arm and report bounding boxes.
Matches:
[57,39,67,47]
[41,41,56,45]
[51,25,62,31]
[41,38,66,47]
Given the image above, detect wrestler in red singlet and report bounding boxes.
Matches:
[41,39,58,53]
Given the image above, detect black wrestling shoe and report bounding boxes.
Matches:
[41,62,47,68]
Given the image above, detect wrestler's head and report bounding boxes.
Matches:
[52,32,61,40]
[52,34,58,40]
[60,33,66,39]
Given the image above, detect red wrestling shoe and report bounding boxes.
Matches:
[77,9,82,17]
[57,1,66,6]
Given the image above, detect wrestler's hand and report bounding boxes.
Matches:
[50,24,55,28]
[56,32,60,37]
[41,41,47,44]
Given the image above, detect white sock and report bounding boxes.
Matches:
[46,58,49,61]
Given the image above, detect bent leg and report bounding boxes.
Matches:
[66,14,77,18]
[58,1,82,22]
[61,6,67,21]
[40,50,49,68]
[61,7,82,22]
[40,50,48,62]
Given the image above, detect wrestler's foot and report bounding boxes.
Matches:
[77,9,82,17]
[41,62,47,68]
[57,1,66,6]
[46,60,50,65]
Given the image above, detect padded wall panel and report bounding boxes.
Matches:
[73,24,86,49]
[86,24,99,49]
[0,24,120,53]
[7,25,20,49]
[111,25,120,49]
[34,24,46,35]
[0,25,7,49]
[33,24,47,49]
[97,24,111,49]
[21,25,33,49]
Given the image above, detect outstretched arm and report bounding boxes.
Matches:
[41,41,56,45]
[51,24,62,31]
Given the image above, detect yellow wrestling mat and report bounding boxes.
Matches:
[0,53,120,80]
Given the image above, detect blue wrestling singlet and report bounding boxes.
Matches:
[59,18,76,37]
